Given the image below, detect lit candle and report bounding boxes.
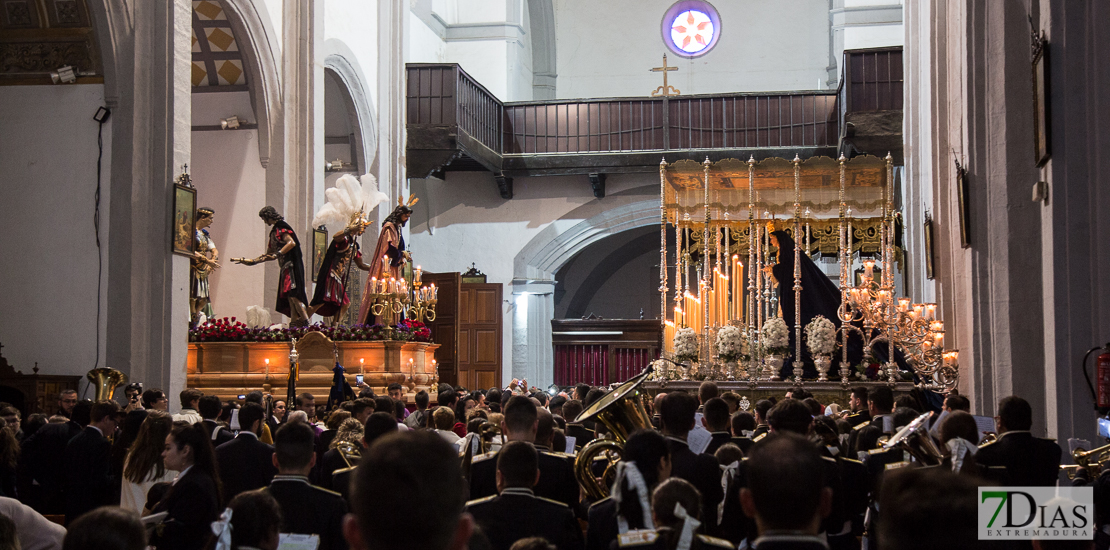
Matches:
[264,358,269,377]
[864,260,875,280]
[898,298,910,312]
[930,321,944,332]
[912,304,924,320]
[925,303,937,321]
[415,265,422,284]
[934,332,944,349]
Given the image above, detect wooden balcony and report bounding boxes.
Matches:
[406,47,902,198]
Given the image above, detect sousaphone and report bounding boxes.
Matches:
[882,411,944,466]
[86,368,128,401]
[573,368,655,500]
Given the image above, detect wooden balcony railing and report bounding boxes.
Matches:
[407,47,902,180]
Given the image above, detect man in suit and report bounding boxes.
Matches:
[698,381,719,412]
[562,399,593,449]
[659,391,724,534]
[848,386,894,453]
[701,397,732,456]
[751,399,773,439]
[198,395,233,446]
[63,400,119,523]
[729,411,756,455]
[266,422,348,550]
[975,395,1062,487]
[845,386,871,427]
[18,400,88,514]
[343,431,472,550]
[470,396,578,510]
[466,441,582,550]
[215,402,276,500]
[740,433,832,550]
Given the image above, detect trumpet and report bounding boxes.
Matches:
[1061,443,1110,479]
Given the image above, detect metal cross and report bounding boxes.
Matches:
[650,54,681,97]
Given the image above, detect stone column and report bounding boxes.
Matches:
[102,0,193,399]
[281,0,323,321]
[511,280,555,389]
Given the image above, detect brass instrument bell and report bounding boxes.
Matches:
[86,368,128,401]
[573,369,655,500]
[882,412,944,466]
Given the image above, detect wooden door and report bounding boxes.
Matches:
[458,283,502,391]
[424,272,460,386]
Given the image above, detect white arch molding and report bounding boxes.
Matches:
[511,199,661,387]
[323,41,379,176]
[220,0,282,168]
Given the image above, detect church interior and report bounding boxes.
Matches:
[1,1,1110,537]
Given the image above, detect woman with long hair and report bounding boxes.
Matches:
[586,429,671,550]
[120,410,174,514]
[150,422,222,550]
[0,424,19,498]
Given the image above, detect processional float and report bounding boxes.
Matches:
[654,153,959,391]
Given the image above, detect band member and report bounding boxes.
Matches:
[190,207,219,324]
[232,206,309,327]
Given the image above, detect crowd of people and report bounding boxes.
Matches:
[0,378,1096,550]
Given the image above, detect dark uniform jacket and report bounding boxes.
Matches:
[752,424,770,439]
[665,437,724,535]
[567,423,595,449]
[201,419,234,447]
[265,475,349,550]
[470,446,579,509]
[612,527,734,550]
[150,467,221,550]
[752,533,830,550]
[845,410,871,428]
[975,431,1062,487]
[19,421,81,513]
[704,432,732,456]
[467,487,584,550]
[730,436,754,455]
[64,426,117,522]
[215,432,277,501]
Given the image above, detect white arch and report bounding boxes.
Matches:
[511,199,661,387]
[514,199,661,281]
[220,0,282,167]
[323,40,379,176]
[527,0,557,99]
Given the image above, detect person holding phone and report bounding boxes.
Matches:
[123,383,143,413]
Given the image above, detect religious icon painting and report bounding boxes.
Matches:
[172,183,197,256]
[955,160,970,249]
[923,214,935,280]
[312,226,328,283]
[1031,35,1050,167]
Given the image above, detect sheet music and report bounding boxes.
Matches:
[687,426,713,455]
[972,415,997,443]
[278,533,320,550]
[564,436,576,454]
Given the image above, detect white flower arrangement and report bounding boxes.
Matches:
[674,327,700,363]
[805,315,837,356]
[649,359,670,381]
[715,325,748,363]
[761,317,790,356]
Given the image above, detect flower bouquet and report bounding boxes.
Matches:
[715,325,748,363]
[804,315,837,381]
[673,327,700,365]
[760,317,790,356]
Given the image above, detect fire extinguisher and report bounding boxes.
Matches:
[1082,343,1110,412]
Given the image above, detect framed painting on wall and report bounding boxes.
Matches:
[172,184,197,256]
[1032,34,1050,166]
[923,214,935,280]
[312,226,328,283]
[955,160,971,249]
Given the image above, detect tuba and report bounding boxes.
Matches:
[882,411,944,466]
[573,369,655,500]
[86,368,128,401]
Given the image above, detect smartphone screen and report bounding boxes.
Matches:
[355,374,364,384]
[238,394,246,400]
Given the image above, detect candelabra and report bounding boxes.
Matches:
[407,280,439,322]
